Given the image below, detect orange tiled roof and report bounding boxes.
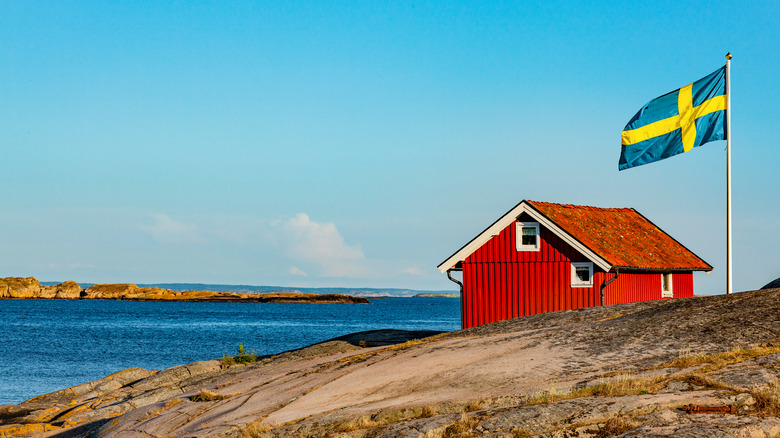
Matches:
[527,201,712,271]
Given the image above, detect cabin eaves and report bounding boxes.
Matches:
[438,200,712,274]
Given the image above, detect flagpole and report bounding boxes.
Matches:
[725,52,732,295]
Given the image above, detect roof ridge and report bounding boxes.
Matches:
[527,200,634,212]
[438,199,712,273]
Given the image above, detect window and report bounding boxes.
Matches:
[662,273,673,298]
[516,222,540,251]
[571,262,593,287]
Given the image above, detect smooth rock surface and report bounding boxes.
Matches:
[1,289,779,437]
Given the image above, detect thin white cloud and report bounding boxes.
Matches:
[401,266,425,276]
[289,266,308,277]
[139,214,203,244]
[276,213,370,278]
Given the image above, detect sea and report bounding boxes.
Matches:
[0,297,460,405]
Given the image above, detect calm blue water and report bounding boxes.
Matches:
[0,298,460,405]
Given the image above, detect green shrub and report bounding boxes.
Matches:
[222,343,258,365]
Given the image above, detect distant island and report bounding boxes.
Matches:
[37,281,458,299]
[0,277,369,304]
[414,293,459,298]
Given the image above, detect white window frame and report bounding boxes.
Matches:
[662,273,673,298]
[516,222,540,252]
[571,262,594,287]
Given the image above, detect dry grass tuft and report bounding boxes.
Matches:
[525,384,568,405]
[594,414,641,438]
[465,398,485,412]
[326,414,382,434]
[526,374,664,406]
[750,381,780,417]
[271,400,484,437]
[678,371,736,391]
[580,374,664,398]
[190,390,228,402]
[239,420,273,438]
[328,403,447,434]
[163,398,183,409]
[420,404,439,418]
[427,413,479,438]
[600,370,632,378]
[510,428,533,437]
[662,344,780,371]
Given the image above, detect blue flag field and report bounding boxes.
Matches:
[619,66,727,170]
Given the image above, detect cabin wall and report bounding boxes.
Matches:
[460,218,695,328]
[602,271,694,305]
[461,218,599,328]
[672,272,694,298]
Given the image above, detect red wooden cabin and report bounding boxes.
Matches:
[438,200,712,329]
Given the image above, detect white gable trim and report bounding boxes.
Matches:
[528,205,612,271]
[437,201,612,273]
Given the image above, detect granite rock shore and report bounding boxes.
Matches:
[0,277,369,304]
[1,288,779,437]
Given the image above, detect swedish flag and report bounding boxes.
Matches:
[619,66,727,170]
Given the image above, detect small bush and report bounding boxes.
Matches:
[222,343,258,365]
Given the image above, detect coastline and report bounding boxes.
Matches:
[0,277,370,304]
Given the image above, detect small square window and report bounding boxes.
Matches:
[575,266,590,282]
[521,227,536,246]
[516,222,540,252]
[571,262,593,287]
[662,273,673,297]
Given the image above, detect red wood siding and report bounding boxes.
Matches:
[461,219,695,328]
[672,273,694,298]
[600,271,694,305]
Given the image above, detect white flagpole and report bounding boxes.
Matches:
[725,52,733,295]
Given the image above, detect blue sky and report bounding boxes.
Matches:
[2,1,778,293]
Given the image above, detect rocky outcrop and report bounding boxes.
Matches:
[81,284,183,300]
[761,277,780,289]
[0,277,42,298]
[81,283,136,300]
[1,289,778,437]
[0,363,223,436]
[39,281,82,299]
[1,278,83,299]
[0,277,370,304]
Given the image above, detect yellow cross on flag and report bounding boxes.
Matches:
[619,66,727,170]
